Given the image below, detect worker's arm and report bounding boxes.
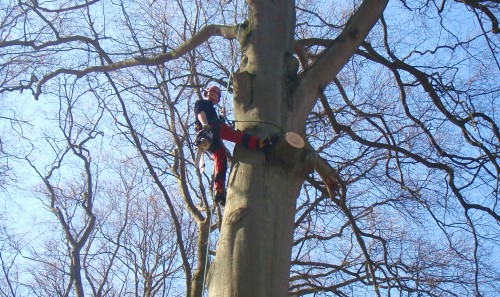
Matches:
[197,111,211,131]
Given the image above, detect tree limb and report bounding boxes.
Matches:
[303,144,344,202]
[34,24,241,99]
[293,0,389,120]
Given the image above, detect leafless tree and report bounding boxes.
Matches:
[25,77,104,296]
[0,212,21,297]
[0,0,499,296]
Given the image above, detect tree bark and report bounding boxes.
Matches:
[208,157,304,296]
[207,1,301,295]
[208,0,387,295]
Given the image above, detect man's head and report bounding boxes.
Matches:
[203,85,221,105]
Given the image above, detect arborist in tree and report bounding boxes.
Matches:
[194,85,278,206]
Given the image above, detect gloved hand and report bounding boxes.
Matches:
[202,124,211,132]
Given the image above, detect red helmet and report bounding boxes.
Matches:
[203,85,221,98]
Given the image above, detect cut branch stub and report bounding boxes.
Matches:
[268,132,306,167]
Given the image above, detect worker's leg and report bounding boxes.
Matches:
[211,144,228,194]
[217,123,261,150]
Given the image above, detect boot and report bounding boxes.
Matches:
[214,189,226,206]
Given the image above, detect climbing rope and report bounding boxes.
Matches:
[200,2,240,294]
[201,203,216,296]
[220,23,241,124]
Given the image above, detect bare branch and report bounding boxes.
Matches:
[34,24,241,99]
[294,0,389,120]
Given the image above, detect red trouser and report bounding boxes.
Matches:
[210,123,260,192]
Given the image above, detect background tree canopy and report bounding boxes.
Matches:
[0,0,499,296]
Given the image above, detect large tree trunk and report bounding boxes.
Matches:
[207,0,388,295]
[208,159,304,296]
[207,1,302,296]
